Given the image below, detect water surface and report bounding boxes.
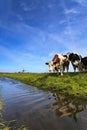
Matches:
[0,77,87,130]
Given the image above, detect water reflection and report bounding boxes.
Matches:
[0,82,30,130]
[51,93,86,122]
[0,85,4,129]
[0,85,2,112]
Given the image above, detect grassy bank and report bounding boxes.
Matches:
[0,72,87,99]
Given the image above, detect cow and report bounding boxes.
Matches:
[68,52,82,72]
[54,54,70,73]
[78,57,87,72]
[45,54,69,75]
[62,54,70,72]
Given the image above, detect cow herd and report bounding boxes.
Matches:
[45,52,87,75]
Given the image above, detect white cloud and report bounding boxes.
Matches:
[48,33,71,53]
[0,44,46,72]
[64,8,79,14]
[47,3,56,9]
[16,14,24,21]
[75,0,87,6]
[0,45,17,61]
[20,2,37,12]
[48,50,57,57]
[63,25,77,37]
[59,20,67,25]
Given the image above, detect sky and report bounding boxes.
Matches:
[0,0,87,72]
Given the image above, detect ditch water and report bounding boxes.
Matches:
[0,77,87,130]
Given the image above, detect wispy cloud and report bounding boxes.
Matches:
[59,20,67,25]
[0,20,46,45]
[0,45,22,63]
[0,44,47,72]
[20,2,37,12]
[64,8,79,14]
[75,0,87,6]
[16,14,24,21]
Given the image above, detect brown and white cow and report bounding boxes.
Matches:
[45,54,69,75]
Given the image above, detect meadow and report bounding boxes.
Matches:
[0,72,87,100]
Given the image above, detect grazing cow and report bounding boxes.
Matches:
[45,54,68,75]
[78,57,87,71]
[68,52,82,72]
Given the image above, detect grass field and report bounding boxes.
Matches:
[0,72,87,99]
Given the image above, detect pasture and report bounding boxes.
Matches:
[0,72,87,100]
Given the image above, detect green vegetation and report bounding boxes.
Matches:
[0,72,87,99]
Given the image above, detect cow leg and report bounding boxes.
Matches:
[67,65,69,72]
[73,66,76,72]
[63,65,65,72]
[55,66,63,75]
[66,67,68,72]
[60,65,63,76]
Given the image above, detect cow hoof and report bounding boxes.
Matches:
[59,73,63,76]
[58,72,63,76]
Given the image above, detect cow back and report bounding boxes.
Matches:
[52,54,60,63]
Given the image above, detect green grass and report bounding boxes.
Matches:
[0,72,87,99]
[0,100,2,111]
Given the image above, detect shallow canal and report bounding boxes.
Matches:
[0,77,87,130]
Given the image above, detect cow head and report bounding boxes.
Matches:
[45,54,61,72]
[45,61,57,72]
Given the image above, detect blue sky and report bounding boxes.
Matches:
[0,0,87,72]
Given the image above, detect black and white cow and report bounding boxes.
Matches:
[78,57,87,71]
[68,52,82,72]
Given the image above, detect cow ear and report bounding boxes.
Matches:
[45,62,49,65]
